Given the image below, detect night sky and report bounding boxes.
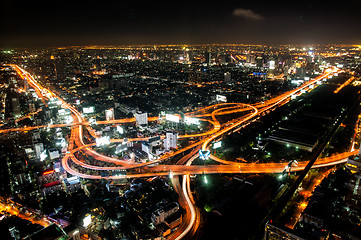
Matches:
[1,1,361,48]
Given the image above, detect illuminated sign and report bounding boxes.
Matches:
[216,95,227,102]
[83,106,94,114]
[165,114,180,123]
[184,116,200,125]
[199,150,211,160]
[213,141,222,149]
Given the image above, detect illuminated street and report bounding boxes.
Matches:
[1,44,361,239]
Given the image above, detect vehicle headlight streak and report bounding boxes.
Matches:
[8,65,347,240]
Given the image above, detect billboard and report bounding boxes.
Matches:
[213,141,222,149]
[83,106,94,114]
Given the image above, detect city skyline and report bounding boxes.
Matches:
[1,43,361,239]
[1,1,361,48]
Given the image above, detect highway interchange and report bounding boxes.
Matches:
[6,64,354,239]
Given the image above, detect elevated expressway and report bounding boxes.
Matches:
[7,64,349,239]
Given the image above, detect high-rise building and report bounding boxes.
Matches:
[264,222,306,240]
[164,131,178,150]
[205,51,211,65]
[11,97,21,116]
[134,112,148,125]
[269,60,276,70]
[29,103,36,112]
[105,108,114,121]
[34,142,44,160]
[256,56,263,68]
[54,60,65,81]
[246,54,256,64]
[296,67,306,79]
[224,72,231,82]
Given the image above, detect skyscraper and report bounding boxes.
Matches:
[224,72,231,82]
[105,108,114,121]
[164,131,178,150]
[54,60,65,81]
[205,51,211,66]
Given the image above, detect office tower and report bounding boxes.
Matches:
[105,108,114,121]
[135,111,148,125]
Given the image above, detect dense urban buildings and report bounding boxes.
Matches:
[0,44,361,240]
